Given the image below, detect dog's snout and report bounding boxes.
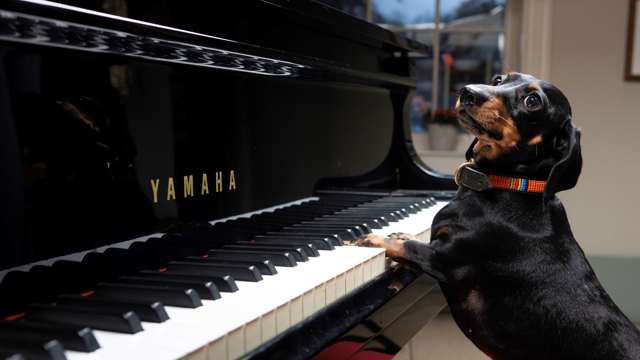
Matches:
[459,86,487,107]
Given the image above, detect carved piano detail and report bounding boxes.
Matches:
[0,1,456,359]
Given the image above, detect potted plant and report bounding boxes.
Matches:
[425,108,461,151]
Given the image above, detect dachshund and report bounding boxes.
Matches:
[358,73,640,359]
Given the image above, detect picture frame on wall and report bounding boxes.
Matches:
[626,0,640,80]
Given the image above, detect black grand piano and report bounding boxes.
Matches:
[0,1,458,359]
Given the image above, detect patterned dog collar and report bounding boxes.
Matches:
[454,162,546,193]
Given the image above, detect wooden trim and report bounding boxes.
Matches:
[625,0,640,81]
[521,0,553,80]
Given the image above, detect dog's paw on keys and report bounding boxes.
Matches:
[388,232,418,242]
[355,234,386,248]
[356,234,408,258]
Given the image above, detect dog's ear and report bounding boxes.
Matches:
[543,120,582,204]
[465,138,479,161]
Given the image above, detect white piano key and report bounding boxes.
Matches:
[314,283,326,312]
[207,337,226,360]
[245,319,261,353]
[354,263,364,288]
[290,296,303,325]
[227,327,244,360]
[335,273,346,299]
[345,268,355,293]
[302,290,314,318]
[261,311,276,343]
[183,346,206,360]
[275,304,290,334]
[325,277,336,305]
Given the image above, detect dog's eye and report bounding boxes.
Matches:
[524,93,543,111]
[491,76,503,86]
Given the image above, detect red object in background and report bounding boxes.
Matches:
[442,52,455,66]
[314,341,394,360]
[314,340,361,360]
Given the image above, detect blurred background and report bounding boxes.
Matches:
[318,0,640,357]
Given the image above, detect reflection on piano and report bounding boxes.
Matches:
[0,1,458,359]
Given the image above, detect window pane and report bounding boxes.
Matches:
[315,0,506,175]
[373,0,436,25]
[413,29,504,174]
[441,0,505,27]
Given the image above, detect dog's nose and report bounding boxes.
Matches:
[459,86,486,107]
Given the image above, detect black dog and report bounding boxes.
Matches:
[358,73,640,359]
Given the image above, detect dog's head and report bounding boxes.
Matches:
[456,72,581,202]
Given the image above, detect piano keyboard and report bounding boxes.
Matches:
[0,194,448,360]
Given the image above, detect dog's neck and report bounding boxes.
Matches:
[471,141,557,180]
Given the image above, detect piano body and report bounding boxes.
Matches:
[0,0,458,359]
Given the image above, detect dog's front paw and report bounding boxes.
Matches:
[356,234,386,248]
[356,234,407,259]
[388,232,418,242]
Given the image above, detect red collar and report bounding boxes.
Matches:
[454,162,546,193]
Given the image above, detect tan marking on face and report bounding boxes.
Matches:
[528,134,543,145]
[527,82,541,90]
[466,96,521,161]
[433,226,449,239]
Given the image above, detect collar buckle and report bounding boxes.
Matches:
[454,163,491,191]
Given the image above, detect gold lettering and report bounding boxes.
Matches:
[229,170,236,191]
[184,175,194,197]
[215,171,223,193]
[201,173,209,195]
[150,179,160,203]
[167,177,176,200]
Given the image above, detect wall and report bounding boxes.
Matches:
[543,0,640,321]
[548,0,640,257]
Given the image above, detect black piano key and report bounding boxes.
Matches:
[282,226,356,240]
[137,271,239,292]
[56,294,169,323]
[27,304,143,334]
[236,241,320,257]
[95,283,202,308]
[117,276,221,300]
[28,266,66,300]
[167,262,263,282]
[252,235,335,250]
[338,209,402,220]
[266,232,342,246]
[356,205,409,217]
[0,320,99,352]
[207,249,298,267]
[315,217,383,229]
[50,261,97,294]
[306,220,373,232]
[0,339,65,360]
[223,245,309,262]
[183,257,278,275]
[127,242,169,269]
[283,221,364,239]
[101,248,145,275]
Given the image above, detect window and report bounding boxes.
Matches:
[317,0,506,174]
